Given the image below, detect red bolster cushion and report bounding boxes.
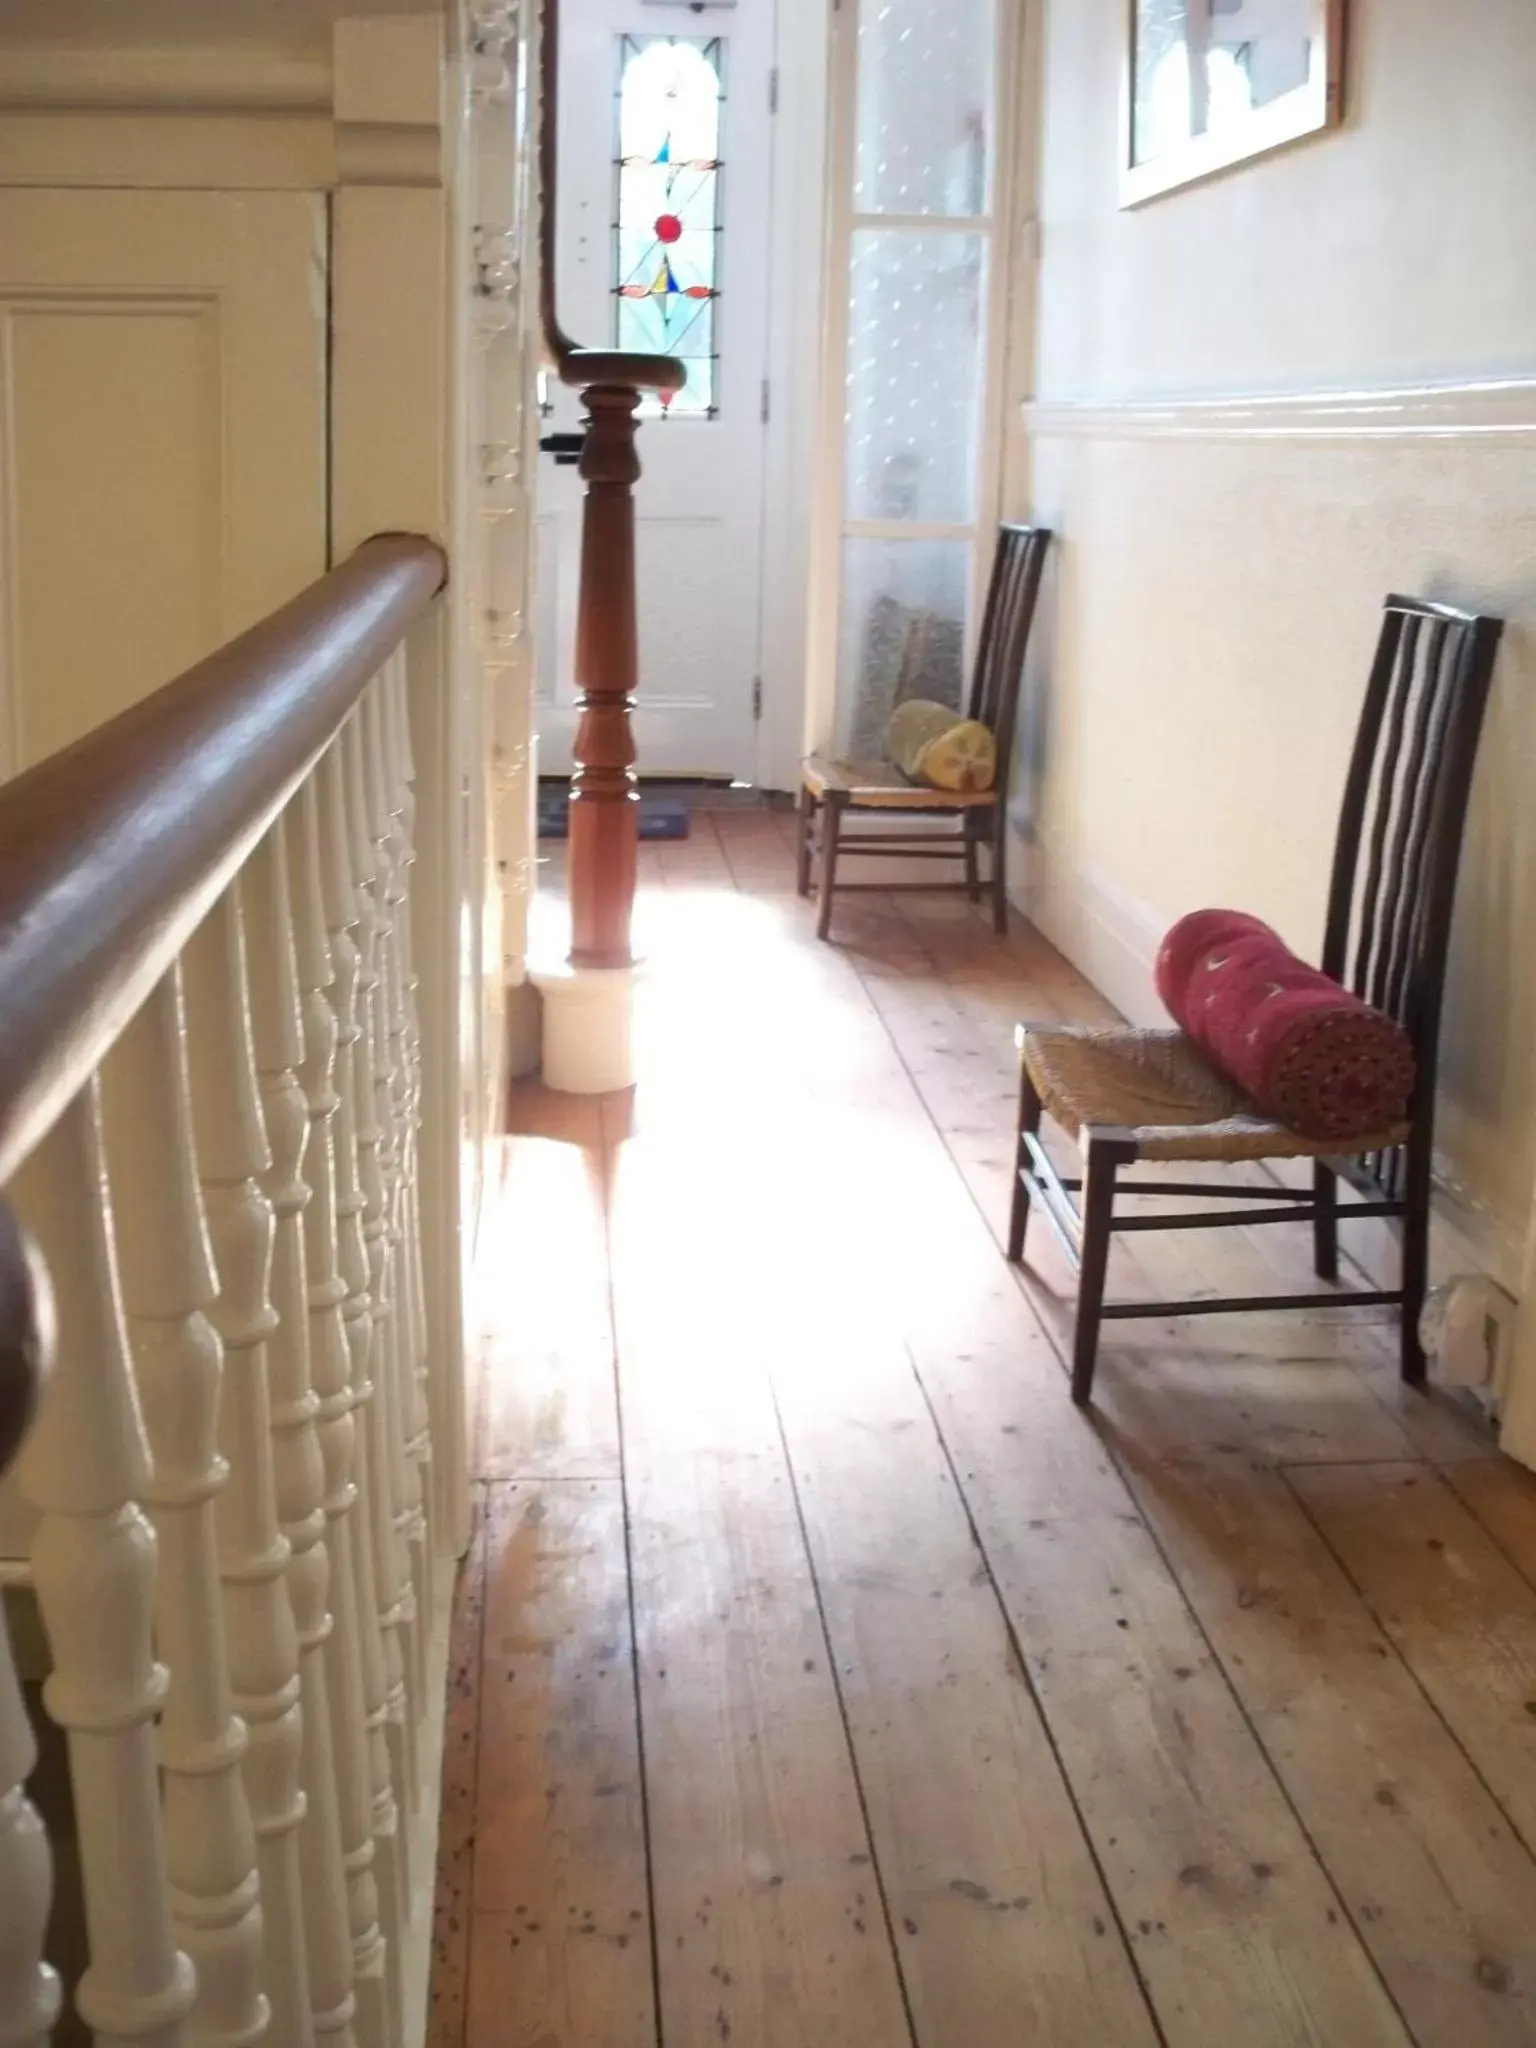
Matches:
[1154,910,1416,1142]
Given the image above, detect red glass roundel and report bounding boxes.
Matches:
[654,212,683,246]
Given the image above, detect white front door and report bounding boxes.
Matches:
[536,0,774,781]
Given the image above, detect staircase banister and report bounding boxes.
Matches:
[537,0,685,398]
[0,532,446,1190]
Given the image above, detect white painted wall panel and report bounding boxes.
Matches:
[0,188,326,774]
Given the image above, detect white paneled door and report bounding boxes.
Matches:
[537,0,775,781]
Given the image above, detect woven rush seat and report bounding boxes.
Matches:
[801,753,998,810]
[1018,1025,1410,1163]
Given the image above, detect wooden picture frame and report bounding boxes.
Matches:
[1121,0,1343,208]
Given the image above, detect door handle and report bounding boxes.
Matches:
[539,431,586,467]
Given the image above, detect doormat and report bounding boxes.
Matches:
[537,789,691,842]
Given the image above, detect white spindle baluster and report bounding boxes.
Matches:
[365,676,430,1723]
[380,661,435,1602]
[14,1084,196,2048]
[0,1210,60,2048]
[246,820,361,2048]
[293,775,394,2048]
[321,742,407,2039]
[388,660,449,1570]
[0,1604,57,2048]
[104,974,269,2047]
[342,711,421,1852]
[184,891,314,2048]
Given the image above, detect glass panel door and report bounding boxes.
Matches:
[822,0,1006,757]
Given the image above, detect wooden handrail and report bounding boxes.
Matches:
[0,532,446,1191]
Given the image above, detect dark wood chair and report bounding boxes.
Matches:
[798,524,1051,941]
[1007,594,1504,1406]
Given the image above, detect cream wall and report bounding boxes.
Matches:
[1031,0,1536,399]
[1011,0,1536,1297]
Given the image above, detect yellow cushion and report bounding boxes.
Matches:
[887,699,997,793]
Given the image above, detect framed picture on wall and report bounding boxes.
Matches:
[1122,0,1344,207]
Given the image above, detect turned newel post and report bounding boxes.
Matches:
[534,0,685,1088]
[568,382,644,969]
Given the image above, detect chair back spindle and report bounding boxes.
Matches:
[967,521,1052,805]
[1321,598,1502,1199]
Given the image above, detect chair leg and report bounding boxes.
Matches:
[1072,1140,1121,1407]
[1006,1064,1043,1263]
[989,814,1009,938]
[816,792,847,941]
[796,785,815,898]
[1400,1138,1432,1386]
[1313,1160,1339,1281]
[963,822,982,906]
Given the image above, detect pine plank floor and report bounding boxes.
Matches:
[430,809,1536,2048]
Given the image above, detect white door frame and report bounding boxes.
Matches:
[755,0,833,792]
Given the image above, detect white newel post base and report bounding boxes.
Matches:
[529,961,638,1094]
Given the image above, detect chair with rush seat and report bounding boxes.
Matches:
[798,523,1051,941]
[1007,594,1503,1406]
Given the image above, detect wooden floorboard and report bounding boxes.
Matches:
[1443,1454,1536,1581]
[604,1081,918,2048]
[1294,1460,1536,1855]
[433,814,1536,2048]
[772,1319,1163,2048]
[427,1486,488,2048]
[839,1115,1413,2043]
[466,1480,655,2048]
[479,1099,619,1483]
[627,874,1408,2046]
[1102,1404,1536,2047]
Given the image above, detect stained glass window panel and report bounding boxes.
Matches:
[614,35,723,418]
